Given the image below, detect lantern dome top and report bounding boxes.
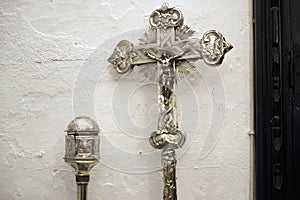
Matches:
[65,116,100,134]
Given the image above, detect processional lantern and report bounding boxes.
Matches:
[64,116,100,200]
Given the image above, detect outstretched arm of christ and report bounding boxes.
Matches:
[143,50,161,62]
[143,50,186,66]
[168,51,185,62]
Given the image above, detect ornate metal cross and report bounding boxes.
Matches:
[108,3,232,200]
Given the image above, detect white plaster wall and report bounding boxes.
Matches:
[0,0,250,199]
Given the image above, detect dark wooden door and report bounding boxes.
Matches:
[254,0,300,199]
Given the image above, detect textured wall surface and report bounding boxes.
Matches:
[0,0,250,199]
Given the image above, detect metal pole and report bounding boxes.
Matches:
[162,148,177,200]
[76,174,90,200]
[77,183,88,200]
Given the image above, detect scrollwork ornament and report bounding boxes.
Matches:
[149,3,183,29]
[149,129,185,149]
[108,40,137,73]
[200,30,233,65]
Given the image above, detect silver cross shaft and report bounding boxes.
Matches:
[108,4,232,200]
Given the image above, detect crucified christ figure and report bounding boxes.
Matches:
[143,50,185,94]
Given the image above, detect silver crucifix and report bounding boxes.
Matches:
[108,3,232,200]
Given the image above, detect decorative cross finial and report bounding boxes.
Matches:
[149,3,183,29]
